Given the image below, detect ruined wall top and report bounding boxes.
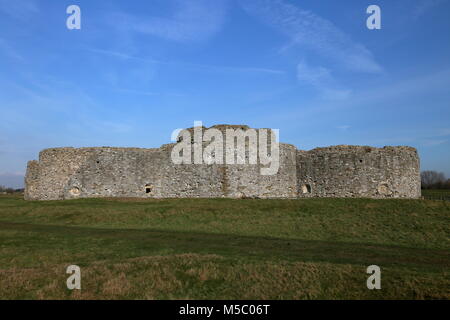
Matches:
[24,124,421,200]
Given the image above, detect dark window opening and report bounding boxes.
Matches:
[145,184,153,194]
[301,184,312,194]
[69,187,80,196]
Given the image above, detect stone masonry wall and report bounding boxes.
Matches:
[296,145,421,198]
[24,126,421,200]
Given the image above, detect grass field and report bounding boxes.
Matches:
[0,194,449,300]
[422,189,450,201]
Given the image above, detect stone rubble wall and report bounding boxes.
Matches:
[296,145,421,198]
[24,127,421,200]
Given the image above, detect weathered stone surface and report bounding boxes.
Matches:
[24,126,421,200]
[296,145,421,199]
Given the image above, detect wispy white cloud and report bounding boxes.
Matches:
[115,88,159,96]
[0,38,24,62]
[109,0,229,43]
[413,0,448,18]
[297,60,351,100]
[87,48,160,63]
[437,128,450,136]
[297,61,333,87]
[376,128,449,147]
[0,0,39,20]
[0,171,25,176]
[336,125,351,130]
[347,67,450,105]
[187,64,284,75]
[0,74,139,152]
[420,139,447,146]
[89,46,285,76]
[262,67,450,127]
[240,0,382,74]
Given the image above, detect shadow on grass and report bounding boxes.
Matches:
[0,221,448,270]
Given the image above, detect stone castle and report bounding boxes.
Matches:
[24,124,421,200]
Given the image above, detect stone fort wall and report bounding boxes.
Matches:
[24,125,421,200]
[296,145,420,198]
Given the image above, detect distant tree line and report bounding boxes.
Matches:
[0,186,24,194]
[421,171,450,189]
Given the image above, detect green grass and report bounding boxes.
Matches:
[0,194,449,299]
[422,189,450,200]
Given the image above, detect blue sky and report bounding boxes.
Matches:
[1,0,450,188]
